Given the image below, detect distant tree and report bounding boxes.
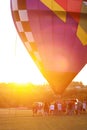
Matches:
[67,81,84,89]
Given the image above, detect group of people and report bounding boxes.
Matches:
[32,99,87,116]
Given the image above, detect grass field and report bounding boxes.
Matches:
[0,109,87,130]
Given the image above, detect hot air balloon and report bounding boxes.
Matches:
[10,0,87,94]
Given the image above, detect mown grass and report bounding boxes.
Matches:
[0,109,87,130]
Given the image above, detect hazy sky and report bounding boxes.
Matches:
[0,0,47,84]
[0,0,87,85]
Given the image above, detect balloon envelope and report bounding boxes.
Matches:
[10,0,87,94]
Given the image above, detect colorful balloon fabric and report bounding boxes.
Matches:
[10,0,87,94]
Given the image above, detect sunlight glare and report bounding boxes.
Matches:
[0,0,48,85]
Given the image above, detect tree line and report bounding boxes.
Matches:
[0,82,87,108]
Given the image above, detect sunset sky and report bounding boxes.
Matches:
[0,0,87,85]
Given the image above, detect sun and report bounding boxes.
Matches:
[0,0,48,85]
[0,42,48,85]
[13,36,48,85]
[0,54,47,85]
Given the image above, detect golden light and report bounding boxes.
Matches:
[0,0,48,85]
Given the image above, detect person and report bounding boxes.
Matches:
[54,102,58,115]
[44,102,49,116]
[75,101,78,115]
[82,101,87,112]
[77,101,83,115]
[37,102,44,116]
[62,101,67,114]
[32,102,38,116]
[49,103,55,115]
[57,101,62,114]
[67,100,74,115]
